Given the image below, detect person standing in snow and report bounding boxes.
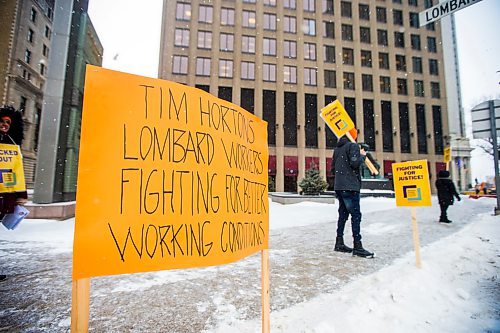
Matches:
[435,170,461,223]
[0,106,27,281]
[331,129,374,258]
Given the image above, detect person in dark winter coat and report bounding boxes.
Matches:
[331,129,374,258]
[0,106,27,281]
[435,170,461,223]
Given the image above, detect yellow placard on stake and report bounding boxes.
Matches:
[73,66,269,280]
[0,143,26,193]
[320,100,355,138]
[392,160,432,207]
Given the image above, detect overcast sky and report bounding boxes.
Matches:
[87,0,500,181]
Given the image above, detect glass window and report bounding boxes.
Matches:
[429,59,439,75]
[284,40,297,58]
[304,0,315,12]
[196,58,211,76]
[220,33,234,52]
[413,57,423,73]
[304,42,316,60]
[176,3,191,20]
[411,34,421,50]
[323,21,334,38]
[360,27,371,43]
[303,19,316,35]
[378,29,388,46]
[382,101,394,152]
[399,102,411,153]
[396,54,406,71]
[414,80,425,97]
[342,48,354,65]
[27,29,34,43]
[304,68,317,85]
[173,55,188,74]
[241,61,255,80]
[284,65,297,83]
[45,26,51,39]
[379,52,390,69]
[376,7,387,23]
[264,13,276,30]
[342,24,353,41]
[263,38,277,56]
[427,37,437,52]
[424,0,433,9]
[243,11,256,28]
[393,10,403,25]
[199,5,213,23]
[30,7,37,22]
[284,16,297,33]
[380,76,391,93]
[221,8,235,26]
[40,63,46,75]
[197,31,212,49]
[362,74,373,92]
[42,44,49,57]
[323,0,334,14]
[25,49,31,64]
[263,63,276,82]
[219,59,233,78]
[343,72,355,90]
[324,45,335,63]
[341,1,352,17]
[359,4,370,20]
[175,28,190,47]
[285,0,296,9]
[416,104,427,154]
[397,78,408,95]
[409,0,418,6]
[242,35,256,53]
[264,0,276,6]
[395,32,405,48]
[361,50,372,67]
[431,82,440,98]
[324,70,336,88]
[427,22,435,31]
[409,12,420,27]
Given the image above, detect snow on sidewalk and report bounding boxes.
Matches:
[213,212,500,333]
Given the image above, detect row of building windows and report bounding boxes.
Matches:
[174,56,441,97]
[174,26,437,53]
[176,3,437,33]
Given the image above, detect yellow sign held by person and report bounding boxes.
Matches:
[392,160,431,207]
[0,143,26,193]
[444,146,451,163]
[320,100,355,138]
[73,66,269,280]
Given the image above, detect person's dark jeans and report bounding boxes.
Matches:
[439,202,450,220]
[335,190,362,242]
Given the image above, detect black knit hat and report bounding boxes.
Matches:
[438,170,450,178]
[0,105,24,145]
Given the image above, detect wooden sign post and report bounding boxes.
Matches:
[71,66,270,331]
[320,100,379,175]
[392,160,431,268]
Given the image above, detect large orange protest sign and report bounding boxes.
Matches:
[73,66,269,280]
[0,143,26,193]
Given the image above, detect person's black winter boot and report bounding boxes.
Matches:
[353,241,374,258]
[439,217,452,223]
[334,237,353,253]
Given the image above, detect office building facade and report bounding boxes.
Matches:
[0,0,55,185]
[159,0,450,192]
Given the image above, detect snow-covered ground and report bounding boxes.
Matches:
[0,196,498,332]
